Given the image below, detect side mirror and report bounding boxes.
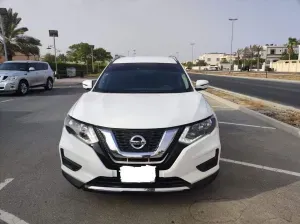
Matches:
[195,80,209,91]
[82,79,95,90]
[28,67,35,71]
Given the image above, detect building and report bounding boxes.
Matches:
[199,53,237,66]
[0,53,39,63]
[261,44,299,66]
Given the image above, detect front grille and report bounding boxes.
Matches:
[86,176,190,189]
[112,129,165,152]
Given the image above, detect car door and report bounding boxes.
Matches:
[35,63,47,85]
[27,63,39,86]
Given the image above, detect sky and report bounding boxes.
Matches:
[1,0,300,61]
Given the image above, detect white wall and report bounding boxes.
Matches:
[271,60,300,72]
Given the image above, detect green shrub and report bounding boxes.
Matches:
[48,62,105,78]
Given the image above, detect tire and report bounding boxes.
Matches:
[44,78,53,90]
[17,80,29,96]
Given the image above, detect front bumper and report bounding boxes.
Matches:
[0,81,18,92]
[59,126,221,192]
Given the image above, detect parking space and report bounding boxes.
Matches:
[1,87,300,224]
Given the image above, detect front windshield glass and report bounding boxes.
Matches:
[93,63,193,93]
[0,63,28,71]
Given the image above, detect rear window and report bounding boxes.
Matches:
[93,63,193,93]
[0,62,28,71]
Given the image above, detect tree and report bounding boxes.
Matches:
[195,60,207,66]
[236,48,244,67]
[252,45,263,71]
[286,37,298,60]
[57,53,67,62]
[93,48,112,62]
[186,61,193,68]
[0,8,41,60]
[220,58,229,63]
[66,42,91,63]
[43,53,55,63]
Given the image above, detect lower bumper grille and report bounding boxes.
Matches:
[86,176,191,189]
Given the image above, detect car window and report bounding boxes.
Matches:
[34,63,44,70]
[0,63,28,71]
[29,63,38,70]
[42,63,48,70]
[93,63,193,94]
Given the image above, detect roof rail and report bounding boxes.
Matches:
[169,55,180,64]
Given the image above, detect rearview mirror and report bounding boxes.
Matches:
[195,80,209,91]
[28,67,35,71]
[82,79,95,90]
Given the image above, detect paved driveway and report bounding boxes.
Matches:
[1,87,300,224]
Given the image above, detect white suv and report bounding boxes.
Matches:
[59,56,221,192]
[0,61,54,95]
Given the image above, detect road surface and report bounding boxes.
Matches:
[189,73,300,108]
[1,86,300,223]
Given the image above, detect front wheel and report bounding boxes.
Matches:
[17,80,29,96]
[44,78,53,90]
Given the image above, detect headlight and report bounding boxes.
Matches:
[179,116,217,144]
[5,76,18,81]
[64,116,98,145]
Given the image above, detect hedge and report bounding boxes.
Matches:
[47,62,106,78]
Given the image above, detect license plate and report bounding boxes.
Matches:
[120,165,156,183]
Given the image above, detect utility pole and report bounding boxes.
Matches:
[190,43,195,63]
[0,8,8,61]
[49,30,59,78]
[90,45,94,73]
[229,18,238,73]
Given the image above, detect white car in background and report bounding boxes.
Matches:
[0,61,54,95]
[59,56,221,192]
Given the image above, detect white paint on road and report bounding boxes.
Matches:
[0,99,14,103]
[0,178,13,191]
[0,178,30,224]
[221,158,300,177]
[219,121,276,130]
[0,209,29,224]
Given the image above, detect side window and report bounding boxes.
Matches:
[29,63,38,70]
[42,63,48,70]
[35,63,44,71]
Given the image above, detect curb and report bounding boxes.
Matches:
[201,91,300,138]
[190,72,300,84]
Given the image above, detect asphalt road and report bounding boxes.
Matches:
[1,86,300,223]
[189,73,300,108]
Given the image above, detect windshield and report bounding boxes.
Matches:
[93,63,193,93]
[0,63,28,71]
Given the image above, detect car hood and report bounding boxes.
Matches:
[69,91,214,129]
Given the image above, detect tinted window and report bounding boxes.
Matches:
[42,63,48,70]
[29,63,38,70]
[93,63,193,93]
[0,62,28,71]
[33,63,45,70]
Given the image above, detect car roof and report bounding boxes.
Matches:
[113,56,177,64]
[4,60,46,63]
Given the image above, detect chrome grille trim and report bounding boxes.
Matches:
[98,128,178,159]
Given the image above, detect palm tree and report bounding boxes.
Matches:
[286,37,298,61]
[236,48,243,68]
[252,45,263,71]
[0,8,41,61]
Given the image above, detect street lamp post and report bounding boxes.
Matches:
[229,18,238,72]
[49,30,58,78]
[176,52,179,59]
[0,8,8,61]
[90,45,94,73]
[190,43,195,64]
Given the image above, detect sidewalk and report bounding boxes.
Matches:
[54,77,95,85]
